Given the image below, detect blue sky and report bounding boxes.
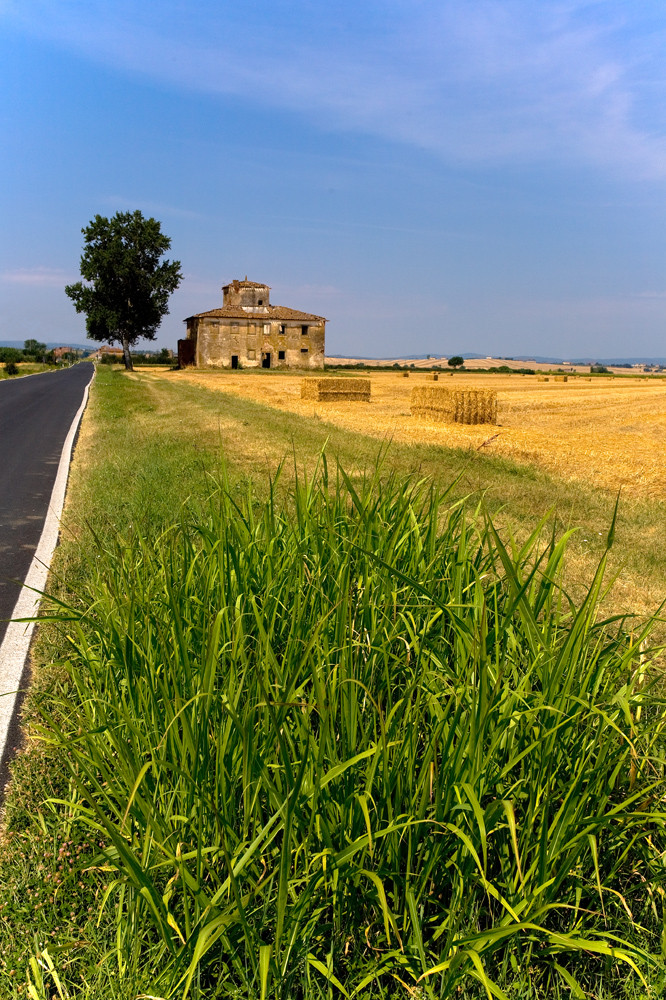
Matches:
[1,0,665,358]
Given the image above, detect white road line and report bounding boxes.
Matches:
[0,369,94,762]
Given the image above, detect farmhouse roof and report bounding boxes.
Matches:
[222,278,270,290]
[185,305,327,322]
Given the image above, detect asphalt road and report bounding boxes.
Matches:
[0,362,94,789]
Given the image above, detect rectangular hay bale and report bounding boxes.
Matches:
[301,377,371,402]
[410,386,497,425]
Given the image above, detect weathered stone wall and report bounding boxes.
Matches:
[185,318,325,370]
[223,282,271,309]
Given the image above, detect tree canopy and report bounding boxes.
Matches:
[447,355,465,368]
[65,211,182,371]
[23,339,48,361]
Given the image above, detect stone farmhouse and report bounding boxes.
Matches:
[179,278,326,370]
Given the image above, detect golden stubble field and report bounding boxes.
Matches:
[145,369,666,500]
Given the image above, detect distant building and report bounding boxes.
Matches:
[179,277,326,369]
[52,346,88,361]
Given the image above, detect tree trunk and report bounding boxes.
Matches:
[121,335,134,372]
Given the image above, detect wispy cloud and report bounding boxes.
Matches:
[4,1,666,178]
[273,283,342,299]
[100,196,205,221]
[1,267,74,287]
[179,275,222,296]
[512,292,666,321]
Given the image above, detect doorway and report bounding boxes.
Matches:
[231,355,239,369]
[262,352,271,369]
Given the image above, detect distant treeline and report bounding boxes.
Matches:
[97,348,173,365]
[328,362,666,377]
[0,341,175,365]
[327,362,540,374]
[0,339,73,364]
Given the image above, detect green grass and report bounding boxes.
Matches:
[37,461,666,998]
[0,363,60,379]
[1,367,665,998]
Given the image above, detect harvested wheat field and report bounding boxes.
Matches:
[144,369,666,499]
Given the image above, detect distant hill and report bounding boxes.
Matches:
[0,340,93,351]
[328,352,666,366]
[0,340,170,355]
[496,355,666,366]
[467,354,666,365]
[577,357,666,366]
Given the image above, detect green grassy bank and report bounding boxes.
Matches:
[0,363,62,380]
[1,367,665,998]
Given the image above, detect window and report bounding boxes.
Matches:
[301,348,309,354]
[278,350,285,360]
[247,349,256,360]
[258,299,263,305]
[301,325,308,336]
[263,324,270,335]
[279,324,286,335]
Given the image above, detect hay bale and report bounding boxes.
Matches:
[410,386,497,425]
[554,375,568,382]
[403,371,410,377]
[430,373,439,381]
[537,375,550,382]
[301,377,371,402]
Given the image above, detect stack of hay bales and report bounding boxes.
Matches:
[403,371,410,378]
[430,373,439,381]
[554,375,568,382]
[536,375,550,382]
[411,386,497,425]
[301,377,371,402]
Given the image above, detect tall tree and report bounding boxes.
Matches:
[65,211,182,371]
[23,339,48,361]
